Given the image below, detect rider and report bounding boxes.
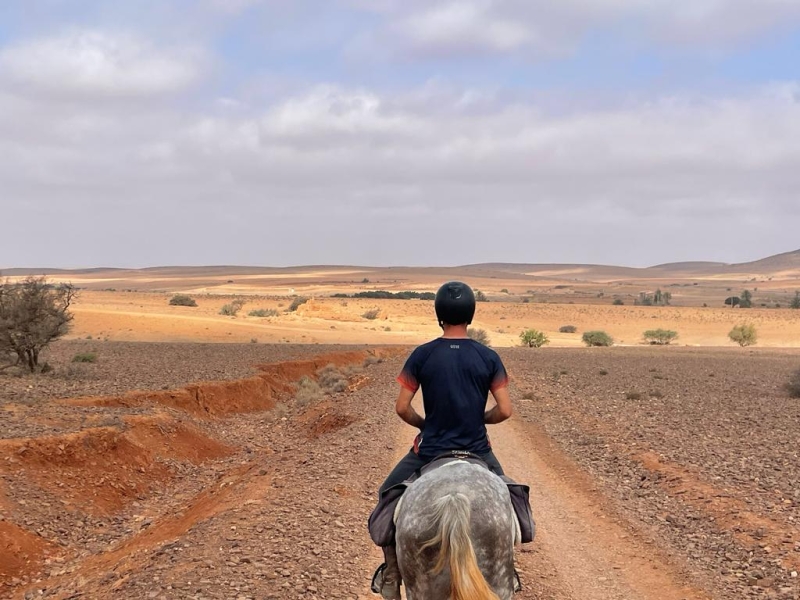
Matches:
[373,281,512,600]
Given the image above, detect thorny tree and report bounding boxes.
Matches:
[0,277,76,372]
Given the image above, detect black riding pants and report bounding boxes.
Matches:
[378,449,505,496]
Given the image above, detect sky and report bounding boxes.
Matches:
[1,0,799,269]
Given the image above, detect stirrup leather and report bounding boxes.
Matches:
[514,568,522,593]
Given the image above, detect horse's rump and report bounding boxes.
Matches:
[395,461,517,600]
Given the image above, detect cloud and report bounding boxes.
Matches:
[1,76,799,266]
[348,0,800,59]
[0,30,203,98]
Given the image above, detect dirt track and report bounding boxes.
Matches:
[2,344,799,599]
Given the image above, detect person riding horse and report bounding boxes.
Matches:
[371,281,513,599]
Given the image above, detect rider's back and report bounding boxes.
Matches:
[397,338,508,460]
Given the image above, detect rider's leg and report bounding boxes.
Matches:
[379,450,427,495]
[480,449,506,476]
[375,450,427,598]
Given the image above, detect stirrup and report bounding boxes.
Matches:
[514,568,522,593]
[370,563,387,594]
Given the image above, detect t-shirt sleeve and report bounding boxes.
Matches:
[490,353,509,392]
[397,349,421,392]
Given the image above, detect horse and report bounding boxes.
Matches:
[394,459,518,600]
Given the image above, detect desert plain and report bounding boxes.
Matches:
[1,254,800,600]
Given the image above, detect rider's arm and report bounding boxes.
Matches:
[395,386,425,430]
[484,385,512,424]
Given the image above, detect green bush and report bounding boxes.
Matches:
[559,325,577,333]
[519,329,549,348]
[169,294,197,307]
[729,323,757,347]
[287,297,309,312]
[612,299,624,306]
[582,331,614,347]
[248,308,279,317]
[790,291,800,310]
[643,329,678,345]
[362,309,380,320]
[72,352,97,363]
[467,328,491,346]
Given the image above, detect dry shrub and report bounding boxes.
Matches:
[287,297,309,312]
[294,376,323,407]
[363,355,382,367]
[249,308,279,317]
[467,328,491,346]
[559,325,577,333]
[625,391,642,400]
[317,364,348,393]
[362,309,380,320]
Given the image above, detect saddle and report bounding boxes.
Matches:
[367,451,536,547]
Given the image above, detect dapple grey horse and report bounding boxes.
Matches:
[394,460,518,600]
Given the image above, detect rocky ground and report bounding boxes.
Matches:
[1,343,798,599]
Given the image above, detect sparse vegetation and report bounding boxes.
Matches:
[519,329,549,348]
[467,328,491,346]
[169,294,197,307]
[317,364,349,393]
[336,290,435,300]
[475,290,488,302]
[72,352,97,363]
[361,309,380,320]
[635,289,671,306]
[729,323,757,347]
[363,354,382,367]
[294,376,323,407]
[790,291,800,310]
[643,329,678,345]
[740,289,753,309]
[559,325,577,333]
[598,369,609,376]
[1,277,76,372]
[625,391,642,400]
[219,298,245,316]
[612,299,624,306]
[250,338,258,344]
[582,330,614,347]
[287,297,309,312]
[648,389,664,398]
[786,368,800,398]
[248,308,279,317]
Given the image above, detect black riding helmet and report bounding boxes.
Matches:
[434,281,476,327]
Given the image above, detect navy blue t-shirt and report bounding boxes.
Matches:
[397,338,509,460]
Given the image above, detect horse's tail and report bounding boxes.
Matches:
[419,492,501,600]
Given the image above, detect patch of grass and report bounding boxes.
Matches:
[248,308,279,317]
[625,390,642,400]
[582,331,614,347]
[598,369,609,376]
[169,294,197,307]
[467,328,491,346]
[559,325,577,333]
[72,352,97,363]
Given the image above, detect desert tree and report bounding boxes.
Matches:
[519,329,549,348]
[0,277,76,372]
[740,290,753,308]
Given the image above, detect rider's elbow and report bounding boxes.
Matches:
[497,404,513,421]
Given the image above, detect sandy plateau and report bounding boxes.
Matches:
[1,261,799,599]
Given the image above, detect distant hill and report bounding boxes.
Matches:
[3,249,799,284]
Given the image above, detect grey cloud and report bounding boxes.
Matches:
[1,76,799,267]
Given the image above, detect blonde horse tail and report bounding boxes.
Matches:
[419,492,500,600]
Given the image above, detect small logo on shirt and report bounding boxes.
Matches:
[450,344,460,349]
